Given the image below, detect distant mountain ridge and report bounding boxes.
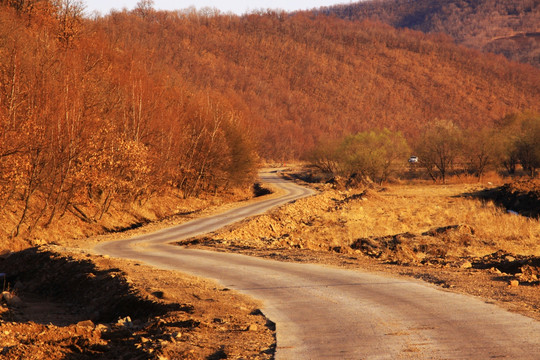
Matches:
[317,0,540,67]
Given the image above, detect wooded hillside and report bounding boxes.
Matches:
[97,5,540,159]
[0,0,539,240]
[318,0,540,67]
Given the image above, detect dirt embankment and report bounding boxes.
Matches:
[474,179,540,218]
[0,185,255,254]
[0,246,275,360]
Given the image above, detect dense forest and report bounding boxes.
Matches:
[318,0,540,67]
[0,0,539,239]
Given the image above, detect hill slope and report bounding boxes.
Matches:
[97,9,540,158]
[318,0,540,67]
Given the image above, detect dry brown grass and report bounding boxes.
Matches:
[0,187,256,253]
[214,182,540,258]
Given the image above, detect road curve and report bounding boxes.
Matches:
[95,171,540,359]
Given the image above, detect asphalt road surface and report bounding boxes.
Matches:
[95,171,540,359]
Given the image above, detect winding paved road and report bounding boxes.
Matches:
[95,171,540,359]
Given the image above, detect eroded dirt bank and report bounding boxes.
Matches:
[475,179,540,218]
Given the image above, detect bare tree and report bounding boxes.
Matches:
[416,120,463,183]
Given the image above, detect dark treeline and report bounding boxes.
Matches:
[0,0,539,237]
[317,0,540,67]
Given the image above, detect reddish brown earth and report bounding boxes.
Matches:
[0,247,274,360]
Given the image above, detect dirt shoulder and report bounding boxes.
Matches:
[0,246,275,359]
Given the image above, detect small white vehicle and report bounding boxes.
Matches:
[408,156,419,163]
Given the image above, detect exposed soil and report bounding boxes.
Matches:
[0,246,275,360]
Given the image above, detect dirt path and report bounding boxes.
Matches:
[95,171,540,359]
